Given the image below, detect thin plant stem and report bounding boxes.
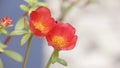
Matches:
[46,49,59,68]
[4,36,11,45]
[3,5,30,46]
[22,34,32,68]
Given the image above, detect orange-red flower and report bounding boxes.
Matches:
[0,16,12,28]
[46,22,78,50]
[30,6,56,37]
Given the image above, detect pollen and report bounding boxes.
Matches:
[34,23,45,31]
[52,36,66,47]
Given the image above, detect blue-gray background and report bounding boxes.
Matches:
[0,0,44,68]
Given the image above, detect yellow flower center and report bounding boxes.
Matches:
[52,36,66,47]
[34,23,45,31]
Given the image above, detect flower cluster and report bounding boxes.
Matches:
[0,16,12,28]
[0,4,78,68]
[30,6,77,50]
[0,1,78,68]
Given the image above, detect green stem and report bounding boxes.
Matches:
[22,34,32,68]
[46,49,59,68]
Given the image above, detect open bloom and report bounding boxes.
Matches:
[30,6,56,37]
[0,16,12,28]
[46,22,78,50]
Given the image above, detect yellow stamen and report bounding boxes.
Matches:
[52,36,66,47]
[34,23,45,31]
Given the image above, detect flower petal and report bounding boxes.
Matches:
[36,6,51,17]
[46,22,78,50]
[29,6,56,37]
[62,35,78,50]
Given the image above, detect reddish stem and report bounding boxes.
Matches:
[3,36,12,45]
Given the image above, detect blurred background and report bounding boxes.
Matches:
[1,0,120,68]
[44,0,120,68]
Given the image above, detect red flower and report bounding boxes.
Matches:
[46,22,78,50]
[30,6,56,37]
[0,16,12,28]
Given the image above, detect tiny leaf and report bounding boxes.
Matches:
[0,43,7,49]
[10,30,27,36]
[4,50,23,62]
[24,19,29,30]
[57,58,68,66]
[0,48,4,52]
[20,33,31,46]
[0,29,8,35]
[51,50,59,64]
[15,17,25,30]
[37,2,48,7]
[28,7,36,15]
[51,55,58,64]
[20,4,29,12]
[0,58,4,68]
[25,0,38,6]
[0,43,6,52]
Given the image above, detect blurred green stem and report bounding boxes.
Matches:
[46,49,59,68]
[22,34,32,68]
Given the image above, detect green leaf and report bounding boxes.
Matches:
[0,29,8,35]
[0,43,6,52]
[0,43,7,49]
[51,50,59,64]
[57,58,68,66]
[15,17,25,30]
[51,55,58,64]
[0,48,4,52]
[25,0,38,6]
[20,4,29,12]
[28,7,36,15]
[37,2,48,7]
[4,50,23,62]
[24,19,30,30]
[10,30,27,36]
[8,24,13,27]
[20,33,31,46]
[0,58,4,68]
